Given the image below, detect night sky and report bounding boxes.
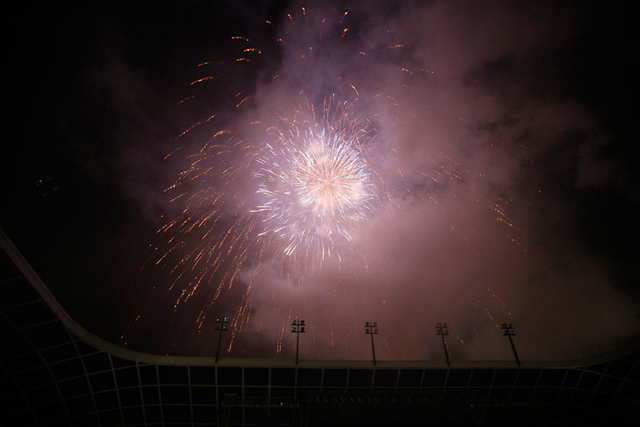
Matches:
[3,0,639,362]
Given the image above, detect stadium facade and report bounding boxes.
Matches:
[1,229,638,426]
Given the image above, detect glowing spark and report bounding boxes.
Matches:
[191,76,219,85]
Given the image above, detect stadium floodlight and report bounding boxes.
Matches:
[435,322,450,366]
[214,317,230,363]
[501,323,520,366]
[291,319,306,365]
[365,321,379,366]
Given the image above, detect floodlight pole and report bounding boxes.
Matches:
[291,319,306,365]
[501,323,520,366]
[215,317,230,363]
[436,322,450,367]
[365,321,379,366]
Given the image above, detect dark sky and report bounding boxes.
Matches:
[3,0,639,361]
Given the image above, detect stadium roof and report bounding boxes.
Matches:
[2,228,639,426]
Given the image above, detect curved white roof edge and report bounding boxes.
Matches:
[2,227,637,369]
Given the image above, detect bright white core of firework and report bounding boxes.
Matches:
[255,128,373,257]
[292,136,369,216]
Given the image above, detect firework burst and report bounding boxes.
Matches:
[150,9,409,337]
[253,98,378,265]
[157,93,390,335]
[136,6,523,358]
